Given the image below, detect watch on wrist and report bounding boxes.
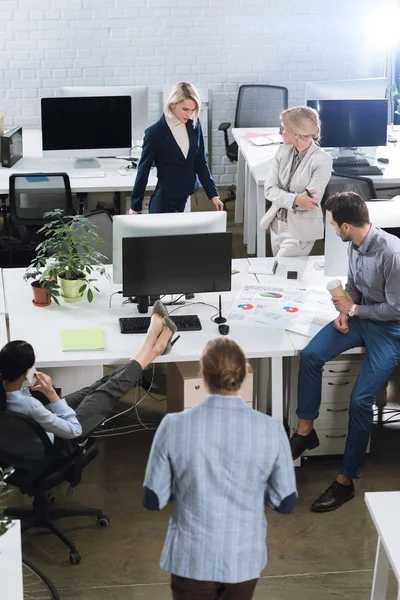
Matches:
[348,304,357,317]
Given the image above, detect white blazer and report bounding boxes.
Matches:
[260,142,333,242]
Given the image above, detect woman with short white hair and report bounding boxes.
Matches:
[130,81,223,214]
[261,106,333,257]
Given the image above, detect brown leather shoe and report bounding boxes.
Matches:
[290,428,320,460]
[311,480,355,512]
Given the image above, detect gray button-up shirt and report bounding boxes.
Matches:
[143,394,297,583]
[345,224,400,321]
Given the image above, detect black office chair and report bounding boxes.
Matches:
[323,172,378,204]
[8,173,74,244]
[0,410,109,565]
[218,85,288,207]
[85,210,113,263]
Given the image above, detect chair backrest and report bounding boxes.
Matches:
[323,174,377,206]
[0,410,54,472]
[73,210,113,263]
[234,85,289,128]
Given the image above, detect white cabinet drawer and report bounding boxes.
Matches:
[317,403,350,429]
[322,360,362,378]
[303,428,370,457]
[321,377,356,404]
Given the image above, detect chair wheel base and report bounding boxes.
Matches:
[97,515,110,529]
[69,550,81,565]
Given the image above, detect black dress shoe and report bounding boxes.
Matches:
[311,480,355,512]
[290,429,320,460]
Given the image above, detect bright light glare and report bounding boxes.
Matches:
[365,3,400,50]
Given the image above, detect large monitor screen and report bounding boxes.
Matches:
[122,233,232,297]
[307,99,388,148]
[41,96,132,155]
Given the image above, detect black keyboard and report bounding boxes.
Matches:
[333,157,370,167]
[333,166,383,176]
[119,314,202,334]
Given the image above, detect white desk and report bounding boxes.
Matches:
[3,260,295,418]
[365,492,400,600]
[232,127,400,257]
[0,130,157,197]
[0,269,6,315]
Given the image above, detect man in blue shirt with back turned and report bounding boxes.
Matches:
[291,192,400,512]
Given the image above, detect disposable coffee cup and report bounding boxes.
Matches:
[326,279,346,297]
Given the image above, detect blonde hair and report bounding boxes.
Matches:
[200,338,247,394]
[281,106,321,142]
[164,81,201,127]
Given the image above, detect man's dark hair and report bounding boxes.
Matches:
[324,192,370,227]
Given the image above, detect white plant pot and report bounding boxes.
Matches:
[0,520,23,599]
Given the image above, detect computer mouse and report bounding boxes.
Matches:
[218,324,230,335]
[377,157,389,164]
[117,169,128,175]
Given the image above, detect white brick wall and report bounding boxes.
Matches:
[0,0,380,183]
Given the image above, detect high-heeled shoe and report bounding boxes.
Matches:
[152,299,169,318]
[163,316,179,355]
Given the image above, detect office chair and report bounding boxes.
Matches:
[0,410,109,565]
[73,209,113,263]
[218,85,288,207]
[8,173,74,244]
[323,172,378,204]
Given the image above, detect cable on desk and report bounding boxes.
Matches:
[109,290,123,308]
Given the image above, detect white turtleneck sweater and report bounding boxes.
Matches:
[164,110,190,159]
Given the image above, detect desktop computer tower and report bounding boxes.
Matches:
[1,126,23,167]
[167,362,254,413]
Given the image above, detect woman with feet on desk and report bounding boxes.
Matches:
[129,81,223,214]
[0,306,177,456]
[261,106,333,257]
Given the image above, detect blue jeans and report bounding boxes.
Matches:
[297,318,400,479]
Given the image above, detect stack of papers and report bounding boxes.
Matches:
[246,132,282,146]
[61,328,104,351]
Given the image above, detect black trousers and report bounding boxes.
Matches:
[148,189,188,213]
[170,574,258,600]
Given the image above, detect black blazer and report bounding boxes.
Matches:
[130,115,218,212]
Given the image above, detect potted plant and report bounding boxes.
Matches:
[23,267,60,307]
[28,209,109,303]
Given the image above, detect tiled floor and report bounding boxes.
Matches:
[14,195,400,598]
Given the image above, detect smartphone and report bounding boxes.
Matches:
[26,366,37,386]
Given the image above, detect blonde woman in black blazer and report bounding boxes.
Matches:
[261,106,333,257]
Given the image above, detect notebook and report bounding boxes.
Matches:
[61,328,104,351]
[247,133,282,146]
[248,259,278,275]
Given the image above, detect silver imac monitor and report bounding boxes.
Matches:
[112,211,227,284]
[59,85,148,141]
[41,96,132,168]
[324,198,400,277]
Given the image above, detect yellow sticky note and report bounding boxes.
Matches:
[61,328,104,351]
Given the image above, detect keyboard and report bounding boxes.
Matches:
[119,314,202,334]
[333,157,370,167]
[69,171,106,179]
[333,166,383,176]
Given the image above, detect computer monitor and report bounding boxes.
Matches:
[112,211,227,284]
[122,233,232,298]
[324,198,400,277]
[307,99,388,148]
[59,86,148,141]
[305,78,387,102]
[41,96,132,168]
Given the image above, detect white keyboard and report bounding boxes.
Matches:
[69,171,106,179]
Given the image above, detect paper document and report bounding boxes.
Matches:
[246,133,282,146]
[248,259,278,275]
[61,328,104,351]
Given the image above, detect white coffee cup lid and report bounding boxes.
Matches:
[326,279,343,291]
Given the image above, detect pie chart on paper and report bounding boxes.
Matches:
[283,306,299,313]
[238,303,254,311]
[260,291,283,299]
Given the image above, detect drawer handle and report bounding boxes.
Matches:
[327,381,350,386]
[195,385,200,390]
[325,434,347,439]
[327,408,348,413]
[328,368,350,373]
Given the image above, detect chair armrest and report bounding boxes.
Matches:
[218,122,232,132]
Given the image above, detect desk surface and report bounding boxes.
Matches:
[0,522,23,600]
[0,269,5,314]
[0,130,157,195]
[256,256,364,354]
[365,491,400,580]
[232,127,400,187]
[4,259,295,368]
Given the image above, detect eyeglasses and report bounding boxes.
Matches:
[279,126,284,135]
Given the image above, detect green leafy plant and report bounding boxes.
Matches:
[26,210,110,303]
[391,83,400,117]
[23,267,61,305]
[0,466,14,538]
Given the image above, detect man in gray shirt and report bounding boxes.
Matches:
[290,192,400,512]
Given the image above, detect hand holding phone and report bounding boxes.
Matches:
[26,366,37,386]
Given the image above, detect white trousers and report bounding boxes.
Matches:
[270,217,315,257]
